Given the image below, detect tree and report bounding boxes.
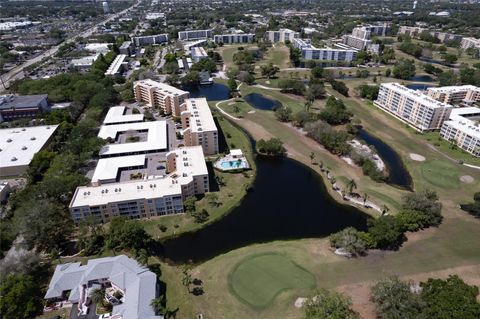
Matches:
[150,295,167,315]
[329,227,367,256]
[367,215,405,249]
[443,54,458,65]
[393,59,416,80]
[0,274,43,319]
[304,288,359,319]
[181,266,192,293]
[260,62,279,79]
[207,193,220,207]
[318,96,352,125]
[183,196,196,213]
[356,84,379,100]
[305,120,352,155]
[460,192,480,218]
[306,83,326,101]
[402,190,442,227]
[371,277,425,319]
[309,152,316,164]
[347,178,357,194]
[27,150,56,183]
[227,78,237,91]
[90,288,106,305]
[421,275,480,319]
[136,248,149,266]
[191,209,210,223]
[329,79,349,96]
[274,106,293,122]
[181,71,200,86]
[311,66,324,78]
[257,138,286,156]
[163,61,179,74]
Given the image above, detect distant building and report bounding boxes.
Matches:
[440,107,480,157]
[342,24,389,54]
[214,33,255,44]
[119,41,134,56]
[398,26,426,37]
[131,34,168,47]
[374,83,453,131]
[182,39,208,52]
[0,94,49,122]
[0,21,33,31]
[133,79,190,116]
[178,29,213,41]
[191,46,208,63]
[0,125,58,177]
[180,98,219,155]
[461,37,480,50]
[104,54,128,76]
[44,255,163,319]
[102,1,109,14]
[427,85,480,105]
[145,12,165,20]
[265,28,299,43]
[70,55,99,71]
[292,38,357,62]
[85,43,111,55]
[199,71,213,85]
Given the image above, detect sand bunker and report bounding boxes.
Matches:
[460,175,474,183]
[294,297,307,308]
[409,153,426,161]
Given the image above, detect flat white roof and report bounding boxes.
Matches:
[444,107,480,139]
[134,79,189,97]
[98,121,167,157]
[381,83,453,109]
[167,145,208,178]
[91,155,146,184]
[85,43,111,54]
[182,98,218,133]
[427,85,479,94]
[103,106,144,125]
[191,47,207,57]
[105,54,127,75]
[0,125,58,169]
[230,149,243,156]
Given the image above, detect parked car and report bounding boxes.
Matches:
[99,314,111,319]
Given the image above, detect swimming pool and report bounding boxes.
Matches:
[220,160,247,169]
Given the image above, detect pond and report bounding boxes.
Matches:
[184,83,230,101]
[406,83,435,91]
[244,93,282,110]
[357,129,413,190]
[160,154,370,263]
[408,75,434,82]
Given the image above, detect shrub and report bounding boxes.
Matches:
[257,138,286,156]
[367,215,405,250]
[329,227,367,256]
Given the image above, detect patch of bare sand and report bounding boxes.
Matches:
[460,175,474,183]
[409,153,426,161]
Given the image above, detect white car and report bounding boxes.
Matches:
[99,314,111,319]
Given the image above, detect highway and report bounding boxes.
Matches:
[0,0,142,92]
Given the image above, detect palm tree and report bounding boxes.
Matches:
[181,266,192,293]
[362,193,368,206]
[309,152,316,164]
[90,288,105,305]
[347,178,357,195]
[136,248,149,266]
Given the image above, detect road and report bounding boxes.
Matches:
[0,0,143,92]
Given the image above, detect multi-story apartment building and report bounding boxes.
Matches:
[292,38,357,62]
[104,54,127,76]
[178,29,213,41]
[427,85,480,105]
[398,27,463,44]
[374,83,453,131]
[0,94,49,122]
[460,37,480,50]
[440,107,480,157]
[265,28,299,43]
[119,41,134,56]
[131,34,168,47]
[398,26,426,37]
[133,79,189,116]
[341,24,388,54]
[69,145,209,223]
[180,98,219,155]
[214,33,255,44]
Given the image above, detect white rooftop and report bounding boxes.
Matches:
[44,255,162,319]
[0,125,58,169]
[134,79,189,97]
[167,145,208,179]
[182,98,217,133]
[85,43,111,54]
[98,121,167,157]
[444,107,480,139]
[103,106,144,125]
[427,85,479,93]
[105,54,127,75]
[91,155,146,184]
[382,83,453,109]
[191,47,207,57]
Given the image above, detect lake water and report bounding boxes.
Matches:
[357,129,413,190]
[406,83,435,91]
[184,83,230,101]
[244,93,281,110]
[160,154,370,263]
[408,75,434,82]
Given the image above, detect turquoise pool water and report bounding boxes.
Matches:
[220,160,246,169]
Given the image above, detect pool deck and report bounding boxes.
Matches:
[214,154,250,171]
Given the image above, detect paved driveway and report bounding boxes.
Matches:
[69,304,98,319]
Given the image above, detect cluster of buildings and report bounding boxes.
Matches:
[69,80,219,223]
[342,24,390,55]
[374,83,480,156]
[398,26,480,50]
[44,255,163,319]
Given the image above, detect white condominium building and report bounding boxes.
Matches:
[214,33,255,44]
[103,106,144,125]
[180,98,219,155]
[133,79,190,116]
[440,107,480,157]
[265,28,299,43]
[341,24,388,54]
[374,83,453,131]
[131,34,168,46]
[460,37,480,50]
[398,26,426,37]
[69,146,209,223]
[104,54,127,76]
[178,29,213,41]
[427,85,480,105]
[292,38,357,62]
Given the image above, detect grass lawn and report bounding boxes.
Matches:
[217,44,258,69]
[139,113,256,240]
[259,44,291,69]
[228,253,316,308]
[420,159,461,189]
[36,308,70,319]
